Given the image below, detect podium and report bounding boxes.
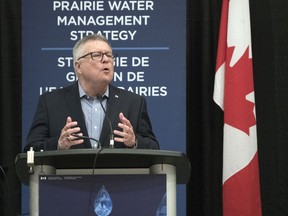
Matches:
[15,149,191,216]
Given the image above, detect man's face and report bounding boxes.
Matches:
[75,40,114,88]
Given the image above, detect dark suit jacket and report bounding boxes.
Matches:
[24,82,159,151]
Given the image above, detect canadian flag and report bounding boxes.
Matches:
[213,0,262,215]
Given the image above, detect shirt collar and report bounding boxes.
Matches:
[78,81,109,99]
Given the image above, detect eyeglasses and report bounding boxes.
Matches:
[77,51,115,62]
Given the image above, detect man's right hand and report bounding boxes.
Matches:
[57,116,84,150]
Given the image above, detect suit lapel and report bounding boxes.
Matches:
[63,82,91,148]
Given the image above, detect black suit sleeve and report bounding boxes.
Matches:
[134,97,159,149]
[24,83,90,152]
[24,95,59,152]
[106,86,160,150]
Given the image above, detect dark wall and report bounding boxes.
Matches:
[251,0,288,214]
[0,0,22,216]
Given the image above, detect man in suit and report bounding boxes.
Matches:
[24,34,159,152]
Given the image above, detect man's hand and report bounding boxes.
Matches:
[114,112,136,148]
[57,116,84,150]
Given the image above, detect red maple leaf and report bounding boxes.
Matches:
[224,46,256,135]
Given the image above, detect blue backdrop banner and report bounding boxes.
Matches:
[22,0,186,215]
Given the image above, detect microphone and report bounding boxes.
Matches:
[71,134,102,149]
[97,95,115,148]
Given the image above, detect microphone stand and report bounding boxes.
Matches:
[98,96,115,148]
[71,134,102,149]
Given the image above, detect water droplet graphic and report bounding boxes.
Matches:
[156,193,166,216]
[94,185,113,216]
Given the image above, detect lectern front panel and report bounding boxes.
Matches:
[39,174,166,216]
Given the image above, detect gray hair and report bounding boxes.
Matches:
[72,34,111,64]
